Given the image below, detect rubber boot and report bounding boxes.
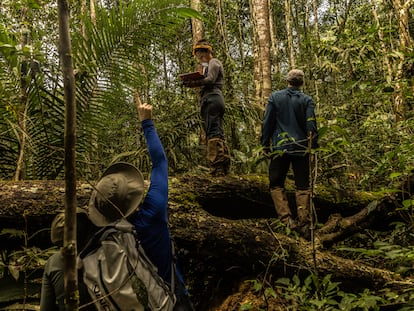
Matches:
[207,137,230,176]
[296,189,312,240]
[270,188,297,229]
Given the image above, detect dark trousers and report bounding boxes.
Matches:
[269,153,310,190]
[200,94,225,139]
[174,277,195,311]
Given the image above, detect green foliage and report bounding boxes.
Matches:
[246,274,385,311]
[4,246,56,281]
[0,227,57,281]
[337,239,414,276]
[0,0,204,180]
[1,0,413,187]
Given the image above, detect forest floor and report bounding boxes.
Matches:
[1,175,414,310]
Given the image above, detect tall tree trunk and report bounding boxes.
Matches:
[14,7,29,181]
[90,0,96,25]
[391,0,413,121]
[251,0,272,105]
[191,0,203,44]
[236,1,249,100]
[216,0,233,99]
[236,2,245,68]
[370,0,392,80]
[57,0,78,309]
[291,0,305,65]
[216,0,229,54]
[284,0,295,68]
[80,0,86,37]
[311,0,321,110]
[84,0,99,177]
[268,0,279,76]
[162,47,169,89]
[190,0,205,149]
[250,0,261,104]
[312,0,320,44]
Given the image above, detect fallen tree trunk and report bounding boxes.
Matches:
[170,207,412,293]
[317,173,414,247]
[318,199,393,246]
[0,175,413,309]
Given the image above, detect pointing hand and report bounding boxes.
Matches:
[134,91,152,121]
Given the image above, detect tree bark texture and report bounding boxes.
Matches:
[57,0,78,309]
[391,0,413,121]
[268,0,279,76]
[250,0,272,104]
[15,6,29,181]
[1,174,413,309]
[190,0,203,44]
[284,0,295,68]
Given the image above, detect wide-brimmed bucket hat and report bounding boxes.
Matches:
[88,162,145,227]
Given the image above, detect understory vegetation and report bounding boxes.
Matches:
[238,223,414,310]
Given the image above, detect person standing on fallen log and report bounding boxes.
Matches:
[182,39,230,176]
[260,69,318,240]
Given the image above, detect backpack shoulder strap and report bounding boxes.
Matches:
[79,219,132,258]
[170,238,177,293]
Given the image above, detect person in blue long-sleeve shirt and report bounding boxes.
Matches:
[87,93,194,310]
[260,69,318,240]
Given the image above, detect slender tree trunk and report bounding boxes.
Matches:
[57,0,78,309]
[268,0,279,76]
[216,0,229,54]
[80,0,86,37]
[370,0,392,80]
[251,0,272,105]
[90,0,96,24]
[162,47,169,89]
[14,7,29,181]
[190,0,204,148]
[259,1,271,101]
[311,0,321,110]
[236,2,245,68]
[236,1,249,100]
[312,0,320,44]
[83,0,99,178]
[285,0,295,68]
[391,0,413,121]
[250,0,261,104]
[292,0,305,65]
[191,0,203,44]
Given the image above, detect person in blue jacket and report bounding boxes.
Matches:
[260,69,318,240]
[87,92,194,310]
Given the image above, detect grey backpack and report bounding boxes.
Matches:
[79,218,176,311]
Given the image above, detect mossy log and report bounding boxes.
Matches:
[0,174,413,309]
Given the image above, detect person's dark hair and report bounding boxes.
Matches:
[50,210,97,250]
[286,69,305,87]
[195,39,211,47]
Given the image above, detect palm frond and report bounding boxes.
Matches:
[71,0,202,179]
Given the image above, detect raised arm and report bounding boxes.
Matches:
[134,93,168,221]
